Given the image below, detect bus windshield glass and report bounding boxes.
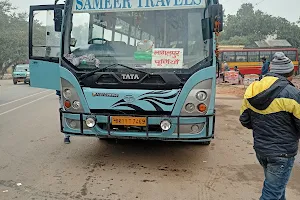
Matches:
[64,8,210,71]
[15,64,29,72]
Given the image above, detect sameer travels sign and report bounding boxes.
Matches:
[73,0,206,12]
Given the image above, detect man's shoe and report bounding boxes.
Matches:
[64,137,70,144]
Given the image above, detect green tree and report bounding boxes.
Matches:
[0,0,46,75]
[220,3,300,48]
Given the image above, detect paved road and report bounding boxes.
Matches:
[0,80,299,200]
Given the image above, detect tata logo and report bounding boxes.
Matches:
[124,95,135,103]
[121,74,140,80]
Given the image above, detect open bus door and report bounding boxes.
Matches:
[29,4,64,90]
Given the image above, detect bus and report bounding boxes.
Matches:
[28,0,223,144]
[219,48,299,75]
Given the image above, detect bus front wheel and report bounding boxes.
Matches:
[199,141,211,145]
[98,137,117,144]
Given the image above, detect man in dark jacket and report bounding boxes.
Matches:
[260,57,270,80]
[240,52,299,200]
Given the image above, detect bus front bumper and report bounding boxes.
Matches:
[59,109,216,141]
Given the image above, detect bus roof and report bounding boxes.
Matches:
[73,0,207,13]
[220,48,298,52]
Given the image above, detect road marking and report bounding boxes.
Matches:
[0,90,48,107]
[0,93,53,116]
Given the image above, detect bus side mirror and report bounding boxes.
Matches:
[202,18,213,40]
[70,38,77,47]
[54,8,63,32]
[209,4,224,32]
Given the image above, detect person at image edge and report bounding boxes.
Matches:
[239,52,300,200]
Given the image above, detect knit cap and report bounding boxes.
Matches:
[270,52,294,74]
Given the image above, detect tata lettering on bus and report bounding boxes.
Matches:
[28,0,223,144]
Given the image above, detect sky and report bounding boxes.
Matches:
[10,0,300,23]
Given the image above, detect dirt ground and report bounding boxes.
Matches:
[0,81,299,200]
[217,76,300,98]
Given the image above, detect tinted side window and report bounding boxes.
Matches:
[286,51,296,61]
[223,52,235,62]
[260,51,272,61]
[236,51,247,62]
[248,52,259,62]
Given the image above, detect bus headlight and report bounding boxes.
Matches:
[86,117,96,128]
[180,79,212,116]
[185,103,195,112]
[63,89,72,99]
[160,120,171,131]
[72,100,81,109]
[196,91,207,101]
[61,78,84,113]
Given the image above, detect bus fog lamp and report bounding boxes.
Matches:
[196,91,207,101]
[185,103,195,112]
[69,120,77,129]
[191,125,200,133]
[86,117,96,128]
[160,120,171,131]
[72,100,81,109]
[63,89,72,99]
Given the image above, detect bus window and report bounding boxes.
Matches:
[286,51,297,61]
[32,10,61,57]
[223,52,235,62]
[236,51,247,62]
[260,51,271,61]
[272,50,297,61]
[142,32,149,40]
[116,18,129,35]
[130,38,135,46]
[248,52,259,62]
[115,32,122,41]
[122,34,128,44]
[103,29,112,41]
[150,35,155,42]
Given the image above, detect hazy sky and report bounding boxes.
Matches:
[10,0,300,23]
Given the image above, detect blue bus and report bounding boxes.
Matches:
[29,0,223,144]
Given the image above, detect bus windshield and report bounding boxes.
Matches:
[15,64,29,72]
[64,8,210,71]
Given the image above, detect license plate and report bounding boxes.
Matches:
[112,116,147,127]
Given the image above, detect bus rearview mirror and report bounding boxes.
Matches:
[209,4,224,32]
[70,38,77,47]
[54,8,63,32]
[202,18,213,40]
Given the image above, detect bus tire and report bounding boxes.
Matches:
[199,141,211,145]
[13,79,17,85]
[98,137,116,143]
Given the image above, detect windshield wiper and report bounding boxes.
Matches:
[79,63,150,81]
[79,63,118,80]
